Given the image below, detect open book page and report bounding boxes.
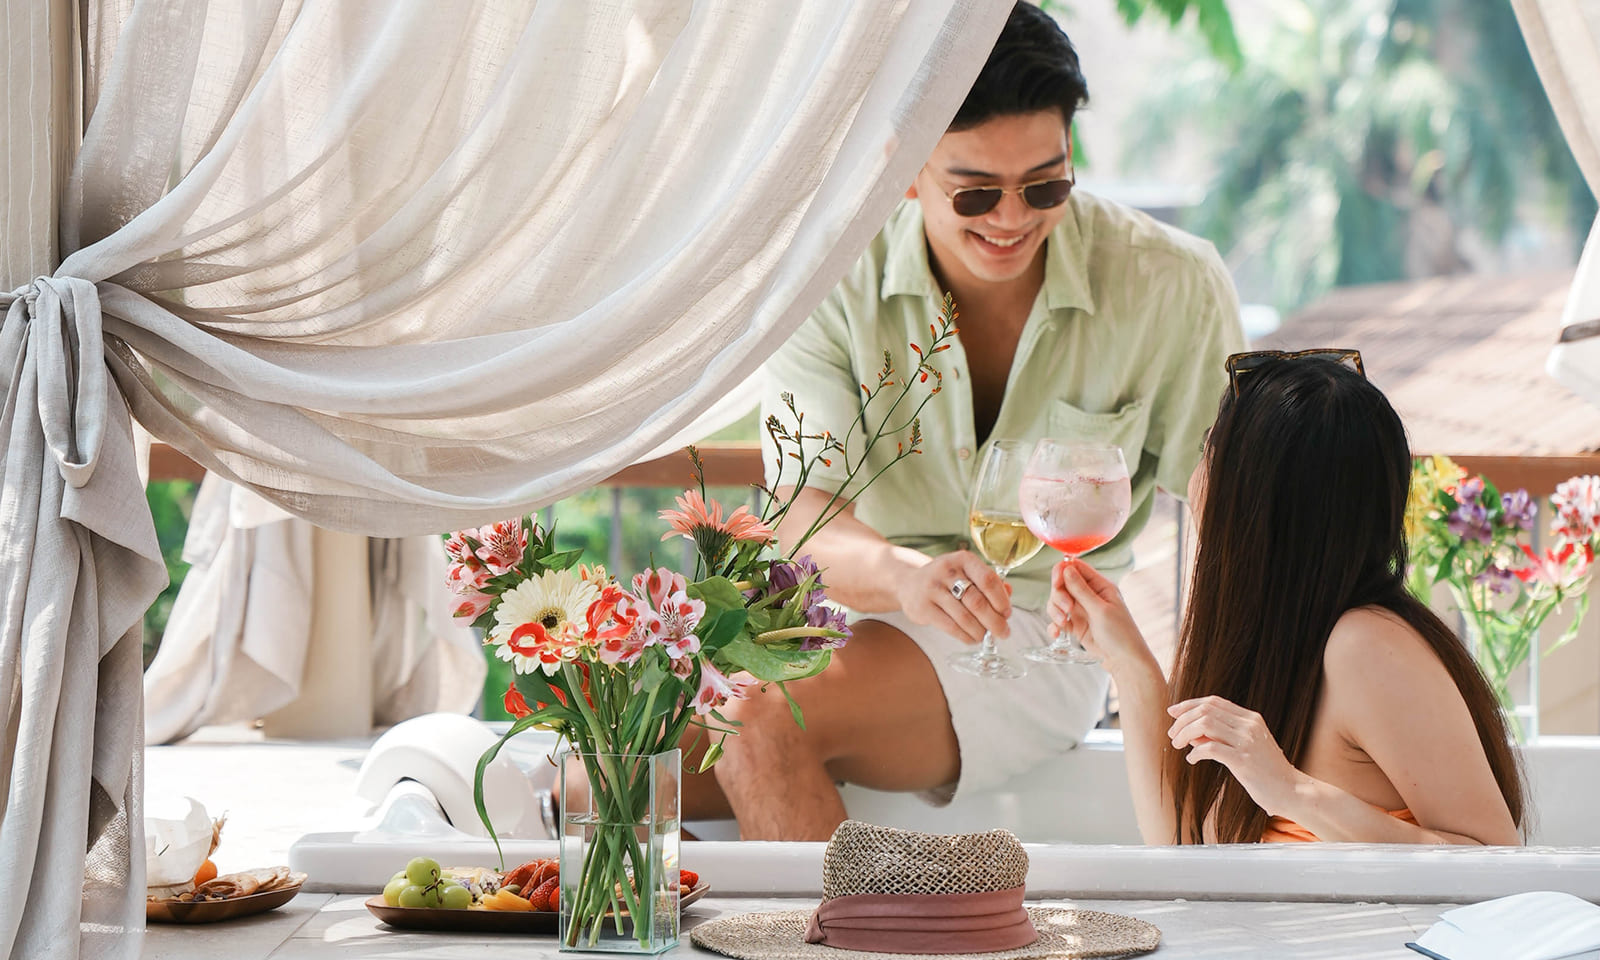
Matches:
[1408,892,1600,960]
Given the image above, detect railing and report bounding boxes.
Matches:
[145,443,1600,501]
[145,442,1600,735]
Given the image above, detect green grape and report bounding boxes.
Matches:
[383,877,408,906]
[440,883,472,910]
[404,856,441,887]
[396,885,427,909]
[420,884,444,908]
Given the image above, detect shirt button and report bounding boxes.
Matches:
[958,447,972,461]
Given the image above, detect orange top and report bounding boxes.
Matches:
[1261,808,1417,843]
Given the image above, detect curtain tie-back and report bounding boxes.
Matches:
[1,276,109,489]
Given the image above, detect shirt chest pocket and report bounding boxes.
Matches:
[1046,397,1152,477]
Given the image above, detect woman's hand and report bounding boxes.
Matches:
[1167,696,1306,816]
[896,550,1012,645]
[1049,558,1155,673]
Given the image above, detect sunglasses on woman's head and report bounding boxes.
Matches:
[937,168,1076,217]
[1225,348,1364,397]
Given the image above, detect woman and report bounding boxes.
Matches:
[1051,352,1523,845]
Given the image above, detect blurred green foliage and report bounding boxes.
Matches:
[144,480,198,668]
[1128,0,1595,311]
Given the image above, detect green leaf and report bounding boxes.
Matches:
[474,712,553,869]
[512,671,581,724]
[1549,592,1590,657]
[779,681,806,731]
[636,655,670,695]
[700,608,749,651]
[743,608,780,636]
[1438,546,1458,581]
[689,576,746,612]
[718,637,832,683]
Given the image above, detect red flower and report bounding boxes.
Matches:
[1514,542,1594,592]
[503,683,532,719]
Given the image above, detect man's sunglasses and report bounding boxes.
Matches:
[1226,348,1364,397]
[936,168,1076,218]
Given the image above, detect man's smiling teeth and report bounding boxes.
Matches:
[976,232,1025,248]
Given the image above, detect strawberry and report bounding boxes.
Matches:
[527,876,560,912]
[679,869,699,891]
[529,859,559,888]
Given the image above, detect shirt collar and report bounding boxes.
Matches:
[879,197,1098,318]
[880,202,941,301]
[1043,196,1097,317]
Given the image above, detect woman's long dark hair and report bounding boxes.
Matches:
[1170,358,1524,843]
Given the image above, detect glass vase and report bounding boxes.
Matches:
[1458,609,1539,743]
[558,749,681,954]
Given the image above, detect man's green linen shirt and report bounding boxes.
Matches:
[761,192,1246,611]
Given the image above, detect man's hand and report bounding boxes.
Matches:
[895,551,1012,645]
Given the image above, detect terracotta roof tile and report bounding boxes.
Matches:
[1253,271,1600,456]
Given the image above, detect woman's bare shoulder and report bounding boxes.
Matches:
[1321,605,1457,711]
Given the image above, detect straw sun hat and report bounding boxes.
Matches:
[689,821,1160,960]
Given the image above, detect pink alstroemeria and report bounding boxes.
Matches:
[660,490,775,546]
[474,519,527,575]
[451,590,494,620]
[446,559,492,596]
[444,531,492,597]
[593,593,663,667]
[692,662,756,716]
[633,568,705,662]
[1514,542,1594,593]
[444,531,476,565]
[1552,476,1600,542]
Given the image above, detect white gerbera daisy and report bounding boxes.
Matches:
[489,569,600,674]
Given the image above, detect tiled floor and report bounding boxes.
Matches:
[143,894,1451,959]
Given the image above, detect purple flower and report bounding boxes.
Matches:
[801,604,851,651]
[1501,490,1537,532]
[769,556,828,608]
[1474,564,1518,596]
[1448,500,1492,544]
[1458,477,1485,504]
[768,555,850,650]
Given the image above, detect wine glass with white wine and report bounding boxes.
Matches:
[948,439,1044,680]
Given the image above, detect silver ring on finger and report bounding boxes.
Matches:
[949,577,971,601]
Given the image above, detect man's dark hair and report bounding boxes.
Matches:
[950,2,1089,132]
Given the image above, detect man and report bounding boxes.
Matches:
[686,1,1246,840]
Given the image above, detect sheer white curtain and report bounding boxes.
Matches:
[0,1,1012,957]
[1513,0,1600,406]
[141,477,486,746]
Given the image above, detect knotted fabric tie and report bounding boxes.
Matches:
[804,887,1038,954]
[2,275,109,489]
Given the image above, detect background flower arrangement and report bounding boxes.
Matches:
[440,297,959,949]
[1405,455,1600,734]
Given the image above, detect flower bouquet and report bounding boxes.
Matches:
[442,297,959,951]
[1405,455,1600,736]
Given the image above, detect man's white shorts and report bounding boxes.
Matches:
[858,608,1110,804]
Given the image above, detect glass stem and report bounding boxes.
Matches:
[976,566,1008,660]
[1057,555,1080,651]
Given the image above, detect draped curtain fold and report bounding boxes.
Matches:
[0,1,1012,957]
[1512,0,1600,406]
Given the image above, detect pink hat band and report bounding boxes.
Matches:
[803,887,1039,954]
